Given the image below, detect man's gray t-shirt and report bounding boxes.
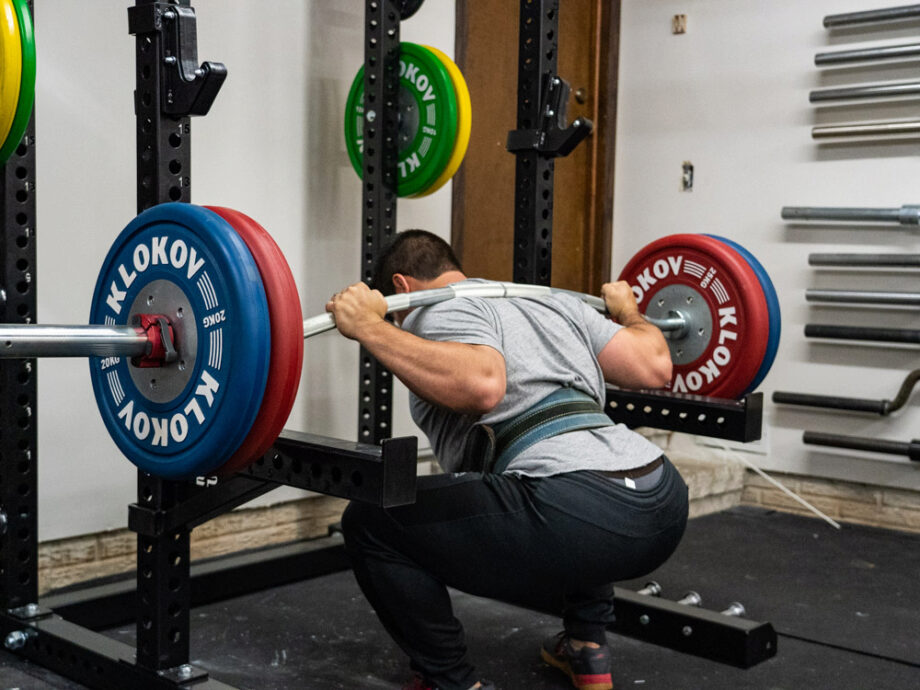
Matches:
[402,279,662,476]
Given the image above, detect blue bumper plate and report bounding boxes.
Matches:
[89,203,270,479]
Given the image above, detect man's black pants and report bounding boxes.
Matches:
[341,456,689,690]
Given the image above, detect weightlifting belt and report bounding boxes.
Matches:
[461,387,614,474]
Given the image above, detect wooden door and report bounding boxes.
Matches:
[452,0,620,294]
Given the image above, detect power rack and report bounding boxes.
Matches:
[0,2,417,688]
[0,2,772,689]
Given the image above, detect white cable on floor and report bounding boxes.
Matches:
[731,452,841,530]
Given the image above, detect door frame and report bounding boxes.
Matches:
[451,0,622,293]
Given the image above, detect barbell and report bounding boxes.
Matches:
[0,204,780,479]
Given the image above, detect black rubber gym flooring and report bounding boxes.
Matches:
[2,506,918,689]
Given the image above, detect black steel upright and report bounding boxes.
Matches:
[131,1,192,671]
[128,0,225,671]
[357,0,401,444]
[511,0,559,286]
[0,0,37,614]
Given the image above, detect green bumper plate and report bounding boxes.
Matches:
[344,42,458,198]
[0,0,35,165]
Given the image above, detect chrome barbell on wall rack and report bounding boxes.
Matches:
[815,42,920,67]
[805,289,920,306]
[804,324,920,344]
[782,204,920,225]
[823,4,920,28]
[773,369,920,416]
[803,431,920,462]
[812,120,920,139]
[810,81,920,103]
[809,253,920,268]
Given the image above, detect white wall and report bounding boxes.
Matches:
[614,1,920,489]
[34,1,455,540]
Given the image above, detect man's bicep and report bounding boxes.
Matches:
[597,328,667,389]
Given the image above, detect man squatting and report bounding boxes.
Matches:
[326,230,689,690]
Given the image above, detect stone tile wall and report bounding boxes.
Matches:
[35,456,920,596]
[38,495,347,595]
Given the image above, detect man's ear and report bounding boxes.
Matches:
[392,273,412,294]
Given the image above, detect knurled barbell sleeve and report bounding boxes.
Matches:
[803,431,920,461]
[810,81,920,103]
[815,42,920,66]
[823,4,920,28]
[782,205,920,225]
[809,253,920,267]
[0,325,149,358]
[812,120,920,139]
[805,324,920,343]
[805,289,920,306]
[772,391,890,415]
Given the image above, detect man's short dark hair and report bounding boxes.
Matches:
[373,230,463,296]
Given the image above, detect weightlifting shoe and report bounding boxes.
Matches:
[402,675,496,690]
[540,632,613,690]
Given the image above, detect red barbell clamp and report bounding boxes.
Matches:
[131,314,178,368]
